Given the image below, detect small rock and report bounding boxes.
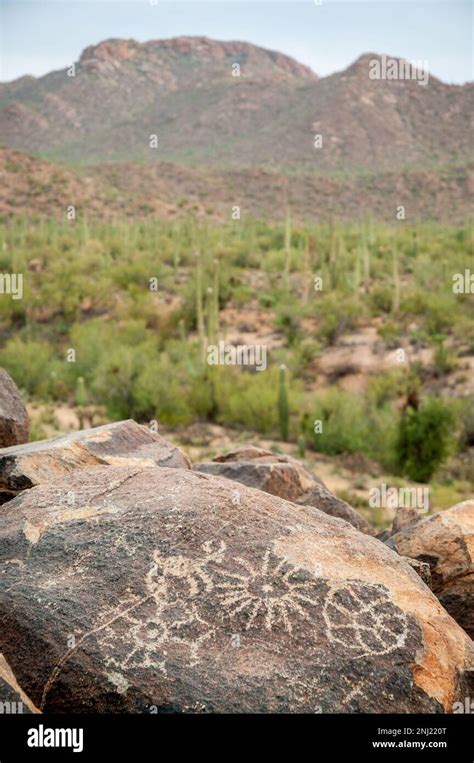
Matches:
[402,557,432,588]
[391,505,423,535]
[387,500,474,638]
[195,445,374,535]
[0,419,190,503]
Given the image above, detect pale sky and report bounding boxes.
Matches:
[1,0,472,84]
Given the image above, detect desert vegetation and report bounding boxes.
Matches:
[0,215,471,507]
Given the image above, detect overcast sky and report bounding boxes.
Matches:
[1,0,472,84]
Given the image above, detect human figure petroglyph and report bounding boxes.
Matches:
[146,539,226,598]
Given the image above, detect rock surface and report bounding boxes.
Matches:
[0,369,29,450]
[0,463,472,713]
[195,446,374,535]
[0,654,39,713]
[388,500,474,639]
[0,419,190,503]
[402,557,432,589]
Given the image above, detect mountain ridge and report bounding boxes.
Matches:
[0,36,471,172]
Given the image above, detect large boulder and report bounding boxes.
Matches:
[388,500,474,639]
[195,446,374,535]
[0,369,29,449]
[0,419,190,503]
[0,464,472,713]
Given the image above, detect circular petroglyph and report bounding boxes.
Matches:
[322,581,409,658]
[212,549,321,634]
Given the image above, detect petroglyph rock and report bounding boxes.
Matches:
[0,369,29,450]
[388,500,474,638]
[0,465,472,713]
[0,419,190,503]
[195,446,374,535]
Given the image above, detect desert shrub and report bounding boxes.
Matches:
[395,398,455,482]
[0,338,54,398]
[369,286,393,314]
[292,338,321,375]
[275,306,302,346]
[132,353,195,425]
[308,389,397,466]
[432,334,457,376]
[401,291,459,336]
[458,399,474,450]
[213,365,296,434]
[377,322,402,349]
[258,292,276,309]
[367,369,406,407]
[315,294,364,346]
[91,344,149,420]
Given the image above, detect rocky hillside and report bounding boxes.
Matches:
[0,37,471,171]
[1,146,472,223]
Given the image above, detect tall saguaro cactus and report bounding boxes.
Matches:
[213,257,220,338]
[392,245,400,314]
[206,287,215,346]
[361,224,371,294]
[278,364,289,441]
[283,209,292,287]
[195,251,205,357]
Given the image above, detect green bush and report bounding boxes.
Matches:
[315,294,364,346]
[0,338,54,398]
[308,389,397,467]
[395,398,455,482]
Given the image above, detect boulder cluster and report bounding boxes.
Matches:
[0,369,472,713]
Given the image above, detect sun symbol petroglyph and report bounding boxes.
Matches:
[211,549,321,634]
[322,581,409,658]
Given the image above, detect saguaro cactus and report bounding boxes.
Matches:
[195,251,205,356]
[213,258,220,338]
[206,286,215,346]
[278,364,289,441]
[392,245,400,314]
[75,376,87,429]
[283,209,292,287]
[75,376,87,407]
